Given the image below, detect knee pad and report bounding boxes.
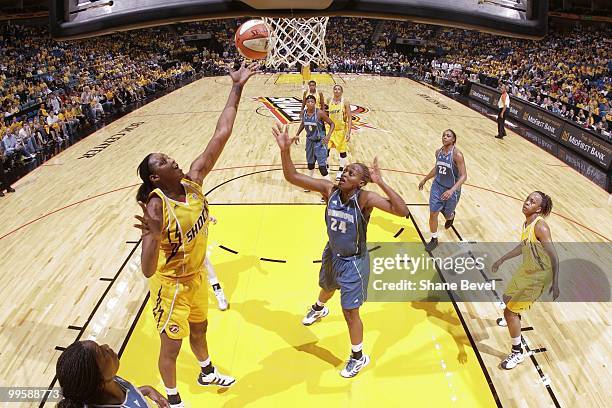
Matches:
[319,165,328,176]
[307,162,315,170]
[340,152,347,158]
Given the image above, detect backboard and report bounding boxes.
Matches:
[50,0,547,40]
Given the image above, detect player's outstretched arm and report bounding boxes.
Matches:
[361,157,409,217]
[272,123,333,196]
[187,61,259,185]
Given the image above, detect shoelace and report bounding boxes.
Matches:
[504,352,521,364]
[345,358,360,373]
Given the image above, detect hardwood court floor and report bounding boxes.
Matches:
[120,205,495,407]
[0,74,609,407]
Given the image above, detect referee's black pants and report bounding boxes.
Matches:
[497,108,507,137]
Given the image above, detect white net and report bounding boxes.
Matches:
[262,17,330,69]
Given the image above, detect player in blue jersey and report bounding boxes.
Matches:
[295,95,335,187]
[418,129,467,252]
[56,340,169,408]
[272,123,409,378]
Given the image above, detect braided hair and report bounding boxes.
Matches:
[136,153,155,203]
[534,191,553,216]
[56,341,103,408]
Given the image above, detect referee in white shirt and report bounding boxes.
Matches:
[496,85,510,139]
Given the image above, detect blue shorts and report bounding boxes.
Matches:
[306,137,328,167]
[318,243,370,309]
[429,180,461,218]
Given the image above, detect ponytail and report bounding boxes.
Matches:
[136,153,154,202]
[56,341,103,408]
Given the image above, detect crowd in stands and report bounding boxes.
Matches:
[0,23,206,193]
[1,17,610,193]
[375,20,612,137]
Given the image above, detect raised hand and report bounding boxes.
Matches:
[272,123,297,151]
[229,61,261,86]
[134,201,162,239]
[369,156,383,185]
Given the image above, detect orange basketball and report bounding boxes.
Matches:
[234,19,269,60]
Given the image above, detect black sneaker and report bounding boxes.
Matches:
[444,214,455,229]
[0,191,4,197]
[425,238,438,252]
[6,187,15,193]
[495,135,504,139]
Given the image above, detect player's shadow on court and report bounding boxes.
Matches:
[412,300,470,364]
[218,299,350,407]
[370,301,472,378]
[208,254,262,304]
[368,215,409,238]
[219,345,350,408]
[235,299,342,367]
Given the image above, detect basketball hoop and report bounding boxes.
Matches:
[262,17,330,69]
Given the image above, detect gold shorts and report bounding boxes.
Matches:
[504,267,551,313]
[328,129,348,153]
[149,272,208,339]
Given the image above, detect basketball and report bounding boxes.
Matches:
[234,19,269,60]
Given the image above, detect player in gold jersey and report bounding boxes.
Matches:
[300,80,325,115]
[301,63,312,87]
[133,62,258,408]
[492,191,559,370]
[327,84,352,181]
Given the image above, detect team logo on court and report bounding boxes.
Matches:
[169,324,180,334]
[253,97,384,131]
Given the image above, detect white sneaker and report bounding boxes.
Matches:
[303,188,310,192]
[169,402,184,408]
[197,367,236,387]
[301,305,329,326]
[500,350,524,370]
[214,287,229,311]
[340,354,370,378]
